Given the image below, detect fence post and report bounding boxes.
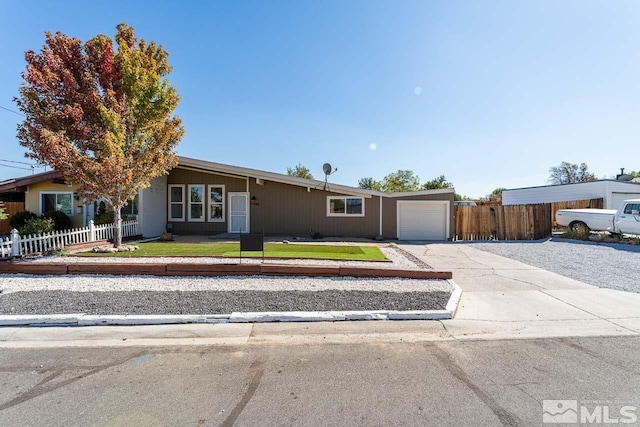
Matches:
[89,220,96,242]
[10,229,20,257]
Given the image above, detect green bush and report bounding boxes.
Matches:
[43,210,73,231]
[9,211,38,230]
[0,202,7,221]
[94,210,114,225]
[19,217,54,236]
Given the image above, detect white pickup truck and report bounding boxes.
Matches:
[556,199,640,235]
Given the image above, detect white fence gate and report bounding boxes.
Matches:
[0,219,140,258]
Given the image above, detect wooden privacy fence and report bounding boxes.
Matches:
[455,204,552,241]
[454,198,604,241]
[0,202,25,234]
[550,198,603,229]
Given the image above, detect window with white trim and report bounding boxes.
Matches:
[41,192,73,216]
[168,185,185,221]
[188,185,205,222]
[208,185,225,222]
[327,196,365,217]
[121,193,139,217]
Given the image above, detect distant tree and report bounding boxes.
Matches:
[454,194,463,202]
[548,162,597,184]
[381,170,421,192]
[487,187,506,202]
[358,171,456,193]
[421,175,453,190]
[286,163,313,179]
[15,23,184,247]
[630,171,640,178]
[491,187,506,195]
[358,177,383,191]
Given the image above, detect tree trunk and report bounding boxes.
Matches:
[113,205,122,248]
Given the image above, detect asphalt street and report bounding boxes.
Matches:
[0,336,639,426]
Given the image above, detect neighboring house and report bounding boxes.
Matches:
[0,157,455,240]
[0,170,85,228]
[503,180,640,210]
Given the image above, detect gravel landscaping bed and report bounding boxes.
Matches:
[466,238,640,293]
[0,275,451,294]
[0,290,451,315]
[0,274,453,315]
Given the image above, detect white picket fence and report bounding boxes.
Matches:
[0,219,140,258]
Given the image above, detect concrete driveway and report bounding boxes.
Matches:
[397,243,640,340]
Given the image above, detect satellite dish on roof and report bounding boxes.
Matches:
[322,162,337,190]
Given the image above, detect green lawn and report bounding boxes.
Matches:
[78,242,387,261]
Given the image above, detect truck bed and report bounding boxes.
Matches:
[555,208,617,231]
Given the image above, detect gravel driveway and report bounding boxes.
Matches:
[466,238,640,293]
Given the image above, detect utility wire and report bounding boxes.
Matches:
[0,162,33,171]
[0,105,24,116]
[0,158,34,166]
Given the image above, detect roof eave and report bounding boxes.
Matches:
[177,156,379,197]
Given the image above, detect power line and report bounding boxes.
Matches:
[0,162,33,171]
[0,105,24,116]
[0,158,34,166]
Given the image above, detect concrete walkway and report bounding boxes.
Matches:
[398,242,640,340]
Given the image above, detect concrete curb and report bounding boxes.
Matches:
[0,280,463,327]
[77,314,230,326]
[0,314,85,326]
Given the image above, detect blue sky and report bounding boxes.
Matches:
[1,1,639,197]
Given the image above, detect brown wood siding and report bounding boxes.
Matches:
[249,180,380,238]
[166,166,453,239]
[383,193,455,239]
[167,167,247,234]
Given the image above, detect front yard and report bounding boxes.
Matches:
[78,242,387,261]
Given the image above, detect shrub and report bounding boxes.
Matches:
[43,210,73,231]
[94,210,114,225]
[19,217,54,236]
[0,202,7,221]
[9,211,38,230]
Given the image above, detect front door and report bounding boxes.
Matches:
[228,192,250,233]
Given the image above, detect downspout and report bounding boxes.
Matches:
[379,195,383,237]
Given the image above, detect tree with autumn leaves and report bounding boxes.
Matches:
[15,23,183,247]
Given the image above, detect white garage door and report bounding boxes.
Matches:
[610,193,640,210]
[397,201,449,240]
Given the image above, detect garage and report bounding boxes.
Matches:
[397,200,449,240]
[611,193,640,211]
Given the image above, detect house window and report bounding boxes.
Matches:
[208,185,225,222]
[188,184,205,222]
[168,185,185,221]
[121,193,139,217]
[327,196,365,217]
[41,192,73,216]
